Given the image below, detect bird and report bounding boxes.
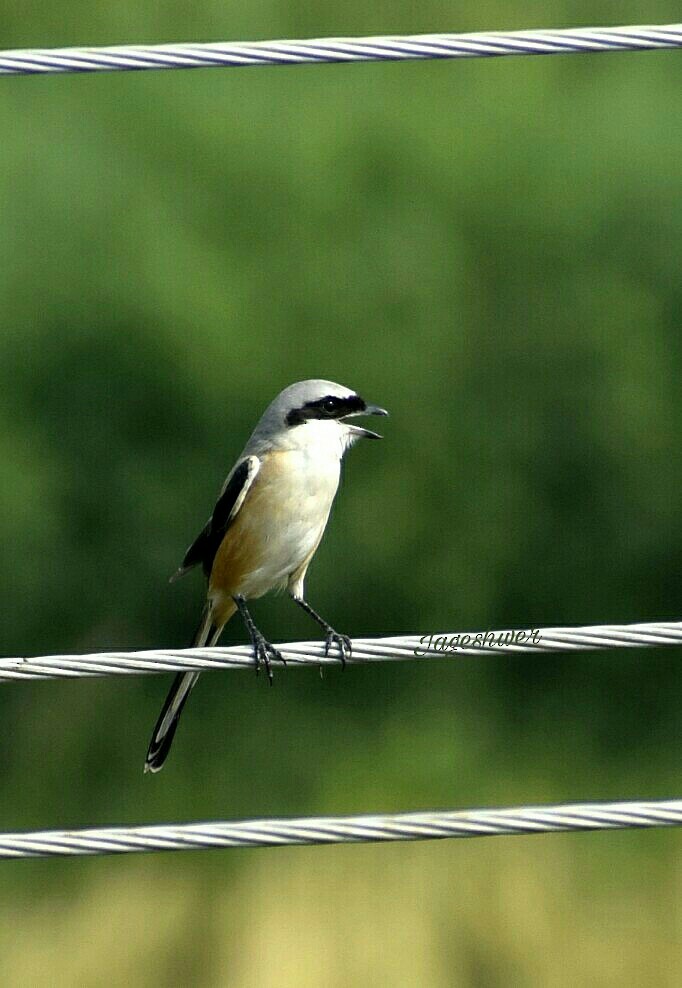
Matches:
[144,379,388,773]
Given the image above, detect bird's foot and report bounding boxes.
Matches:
[288,595,351,670]
[252,632,286,684]
[323,628,352,668]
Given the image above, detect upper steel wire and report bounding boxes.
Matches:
[1,619,681,683]
[0,25,680,77]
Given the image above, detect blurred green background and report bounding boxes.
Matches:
[0,2,681,984]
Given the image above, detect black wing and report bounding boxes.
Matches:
[171,455,260,581]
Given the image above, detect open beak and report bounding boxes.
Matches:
[343,403,389,440]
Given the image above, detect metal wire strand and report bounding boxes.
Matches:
[1,619,681,684]
[0,24,680,78]
[0,799,680,859]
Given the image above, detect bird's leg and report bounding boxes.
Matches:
[290,595,352,667]
[233,595,285,684]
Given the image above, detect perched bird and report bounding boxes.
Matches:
[145,379,388,773]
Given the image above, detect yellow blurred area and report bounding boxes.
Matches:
[2,834,680,986]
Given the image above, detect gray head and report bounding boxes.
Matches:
[247,379,388,451]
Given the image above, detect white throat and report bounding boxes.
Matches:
[275,419,354,459]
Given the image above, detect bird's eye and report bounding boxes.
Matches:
[323,398,337,413]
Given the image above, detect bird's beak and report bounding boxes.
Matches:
[344,404,389,440]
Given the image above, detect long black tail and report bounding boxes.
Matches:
[144,609,215,774]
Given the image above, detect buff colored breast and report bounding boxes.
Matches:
[208,448,340,609]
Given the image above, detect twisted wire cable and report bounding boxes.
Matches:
[1,619,681,684]
[1,799,680,859]
[0,24,680,78]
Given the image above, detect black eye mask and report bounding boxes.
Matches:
[286,394,366,426]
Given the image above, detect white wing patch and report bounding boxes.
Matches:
[225,454,260,521]
[171,454,261,582]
